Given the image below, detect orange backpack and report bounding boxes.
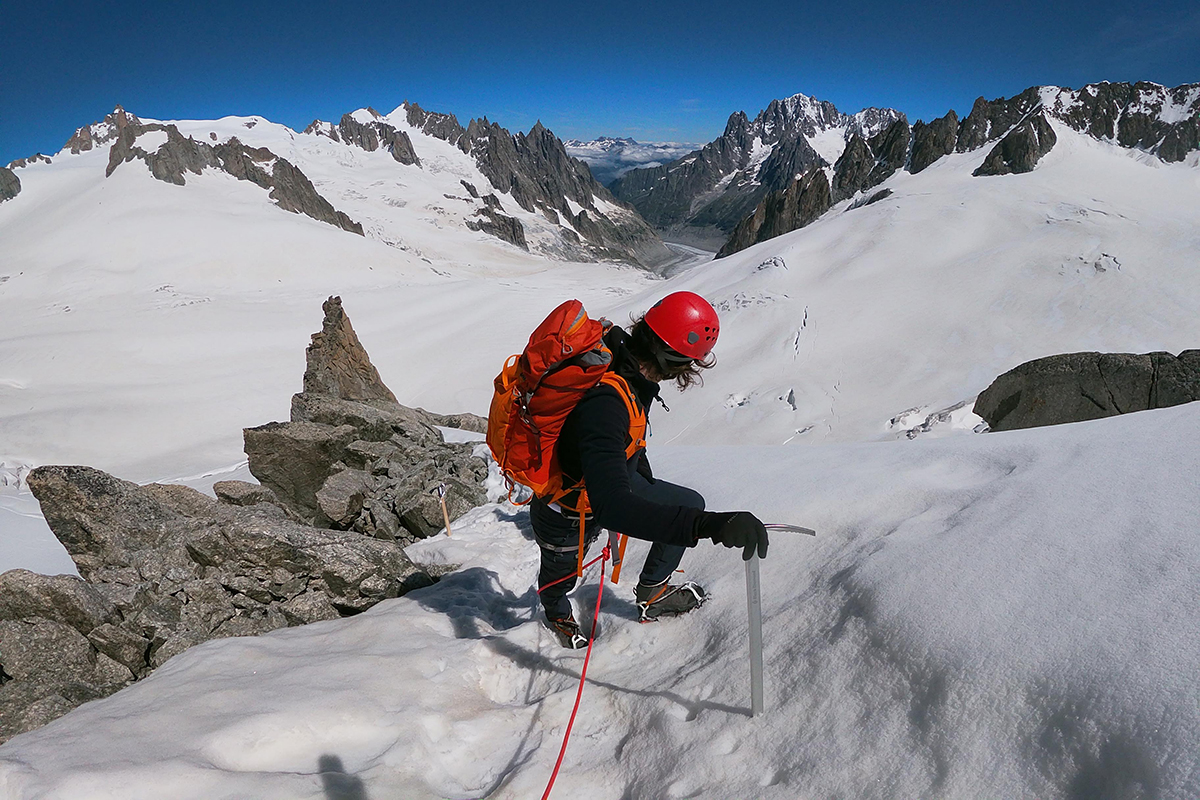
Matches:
[488,301,647,577]
[488,298,649,501]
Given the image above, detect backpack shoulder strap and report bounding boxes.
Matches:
[598,372,648,455]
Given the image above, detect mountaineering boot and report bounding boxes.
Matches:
[544,613,592,649]
[635,580,707,622]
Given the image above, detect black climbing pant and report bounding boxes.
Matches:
[531,471,705,620]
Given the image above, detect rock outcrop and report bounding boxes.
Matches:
[0,166,19,202]
[830,119,912,203]
[466,206,528,250]
[301,295,398,403]
[0,465,435,744]
[1036,82,1198,163]
[69,107,363,235]
[956,88,1044,153]
[245,297,488,540]
[716,169,831,257]
[974,350,1200,432]
[0,297,491,743]
[973,109,1058,176]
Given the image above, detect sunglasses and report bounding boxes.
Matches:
[653,345,696,373]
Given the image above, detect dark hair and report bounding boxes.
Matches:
[627,316,715,391]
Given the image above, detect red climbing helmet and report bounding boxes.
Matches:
[644,291,720,360]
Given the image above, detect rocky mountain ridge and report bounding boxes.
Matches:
[43,107,365,234]
[0,167,19,202]
[304,103,672,266]
[608,93,905,248]
[700,81,1200,257]
[6,103,672,269]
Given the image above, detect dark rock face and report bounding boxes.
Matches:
[465,119,669,265]
[956,88,1043,153]
[973,110,1057,176]
[867,120,911,185]
[829,118,911,204]
[974,350,1200,432]
[831,134,874,203]
[106,124,360,233]
[269,158,364,234]
[1045,81,1200,163]
[0,571,120,636]
[847,188,893,209]
[610,94,904,244]
[316,102,667,266]
[4,464,434,744]
[909,110,959,174]
[212,480,282,508]
[336,113,421,166]
[6,154,52,170]
[246,296,488,538]
[0,166,20,202]
[957,82,1199,171]
[405,102,470,148]
[716,168,831,257]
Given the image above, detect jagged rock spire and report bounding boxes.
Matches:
[301,296,398,403]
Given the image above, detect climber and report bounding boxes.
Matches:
[531,291,770,648]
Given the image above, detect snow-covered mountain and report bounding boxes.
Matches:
[4,103,673,268]
[613,82,1200,251]
[562,136,702,185]
[609,93,905,247]
[1,81,1200,798]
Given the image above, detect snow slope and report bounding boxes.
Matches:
[624,122,1200,448]
[2,403,1198,798]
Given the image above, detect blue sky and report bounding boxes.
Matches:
[4,0,1199,165]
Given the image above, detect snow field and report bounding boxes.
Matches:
[2,403,1198,797]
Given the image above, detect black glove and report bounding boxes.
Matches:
[694,511,769,560]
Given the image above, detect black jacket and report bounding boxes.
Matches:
[554,326,701,547]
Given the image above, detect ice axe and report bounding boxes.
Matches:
[746,523,816,717]
[436,483,452,537]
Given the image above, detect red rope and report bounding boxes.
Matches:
[540,546,608,800]
[537,550,607,594]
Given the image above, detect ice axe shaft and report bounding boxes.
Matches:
[744,522,814,717]
[745,552,764,717]
[436,484,452,537]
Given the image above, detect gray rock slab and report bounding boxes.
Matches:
[0,570,120,635]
